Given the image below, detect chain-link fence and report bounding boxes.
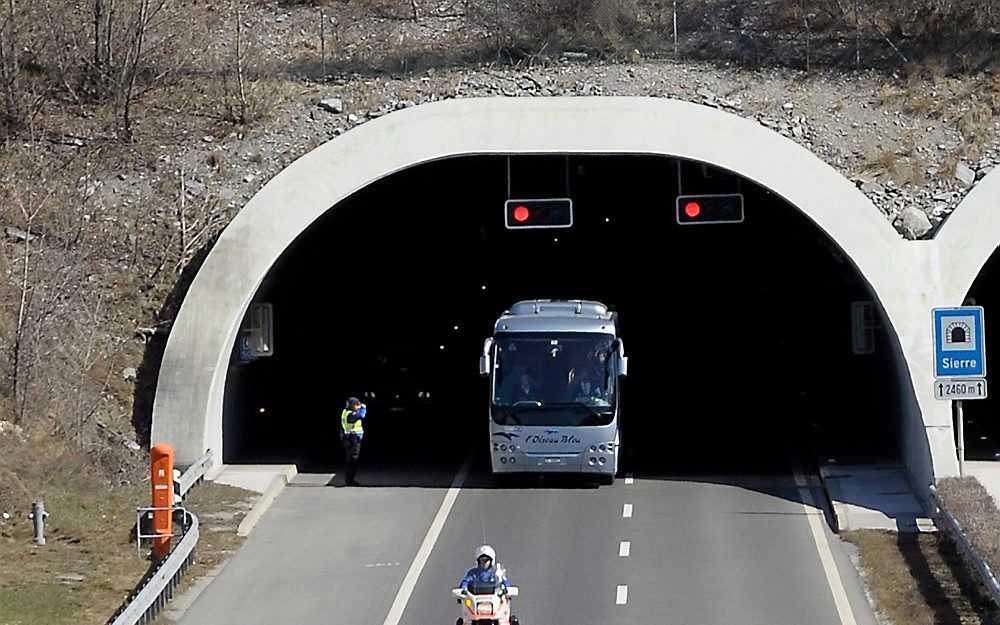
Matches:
[320,0,1000,74]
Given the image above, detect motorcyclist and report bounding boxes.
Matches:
[458,545,520,625]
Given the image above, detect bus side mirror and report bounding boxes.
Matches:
[479,338,494,377]
[616,339,628,377]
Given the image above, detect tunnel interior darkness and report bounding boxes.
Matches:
[964,247,1000,461]
[222,154,903,477]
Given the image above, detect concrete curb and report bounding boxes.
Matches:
[816,464,847,533]
[237,465,298,536]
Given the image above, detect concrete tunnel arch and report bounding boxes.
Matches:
[150,96,940,480]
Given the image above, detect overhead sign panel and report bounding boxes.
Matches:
[933,306,986,379]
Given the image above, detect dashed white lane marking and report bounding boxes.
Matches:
[381,451,474,625]
[619,541,631,557]
[616,585,629,605]
[624,474,634,485]
[365,562,402,568]
[790,457,858,625]
[622,503,633,518]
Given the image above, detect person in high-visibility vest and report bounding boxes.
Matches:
[340,396,366,486]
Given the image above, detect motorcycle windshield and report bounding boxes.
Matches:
[467,580,500,594]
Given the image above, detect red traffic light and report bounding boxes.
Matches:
[504,198,573,229]
[676,194,744,224]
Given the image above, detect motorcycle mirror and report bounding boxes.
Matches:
[452,588,465,599]
[506,586,519,597]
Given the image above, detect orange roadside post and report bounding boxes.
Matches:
[150,443,174,559]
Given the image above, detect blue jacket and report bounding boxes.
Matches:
[459,565,510,594]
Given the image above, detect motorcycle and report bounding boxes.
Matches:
[451,584,520,625]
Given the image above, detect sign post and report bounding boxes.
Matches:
[932,306,987,476]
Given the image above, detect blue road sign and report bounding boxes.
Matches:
[933,307,986,379]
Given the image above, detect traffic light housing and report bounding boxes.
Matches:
[504,198,573,229]
[675,193,744,224]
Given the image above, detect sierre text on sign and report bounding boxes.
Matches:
[939,357,979,371]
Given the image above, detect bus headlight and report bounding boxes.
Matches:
[598,444,606,452]
[599,457,607,464]
[500,457,508,464]
[589,457,597,465]
[500,444,508,451]
[589,445,597,452]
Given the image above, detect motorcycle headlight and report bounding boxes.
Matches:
[476,601,493,615]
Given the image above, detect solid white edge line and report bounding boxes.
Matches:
[619,541,631,557]
[622,503,633,518]
[616,585,628,605]
[790,458,858,625]
[381,452,474,625]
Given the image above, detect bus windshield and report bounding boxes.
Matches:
[491,333,616,426]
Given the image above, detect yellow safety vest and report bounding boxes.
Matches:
[341,408,364,435]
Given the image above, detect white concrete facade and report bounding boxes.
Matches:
[150,96,998,488]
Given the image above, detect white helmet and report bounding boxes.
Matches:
[475,545,496,562]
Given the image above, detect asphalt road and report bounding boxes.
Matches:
[176,455,878,625]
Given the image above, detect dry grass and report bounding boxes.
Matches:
[860,149,927,187]
[844,530,1000,625]
[0,439,147,625]
[0,433,255,625]
[881,67,1000,167]
[937,478,1000,588]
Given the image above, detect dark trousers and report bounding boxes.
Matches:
[342,433,362,485]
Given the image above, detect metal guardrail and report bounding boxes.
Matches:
[929,484,1000,608]
[104,450,214,625]
[177,452,213,497]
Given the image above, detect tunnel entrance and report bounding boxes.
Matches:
[222,154,903,477]
[963,247,1000,460]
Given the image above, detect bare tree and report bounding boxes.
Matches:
[93,0,117,96]
[10,200,38,424]
[0,0,21,131]
[114,0,167,140]
[230,1,250,125]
